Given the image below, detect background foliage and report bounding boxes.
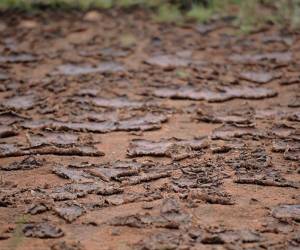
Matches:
[1,0,300,31]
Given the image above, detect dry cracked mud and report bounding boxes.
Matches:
[0,9,299,250]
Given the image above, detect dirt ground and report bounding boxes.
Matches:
[0,9,299,250]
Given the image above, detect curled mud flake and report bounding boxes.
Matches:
[234,176,298,188]
[196,22,223,35]
[96,185,123,196]
[211,124,264,140]
[127,137,208,158]
[0,125,17,138]
[110,214,147,228]
[219,85,277,101]
[28,132,79,148]
[272,140,290,152]
[144,55,190,68]
[1,156,43,171]
[66,182,103,195]
[0,143,23,158]
[189,189,234,205]
[284,148,300,162]
[0,143,103,158]
[52,121,117,133]
[123,172,171,185]
[153,85,277,102]
[287,111,300,122]
[202,229,261,245]
[239,71,277,84]
[86,167,139,182]
[56,62,124,76]
[127,139,172,157]
[197,105,254,125]
[53,167,94,182]
[280,72,300,85]
[20,119,53,129]
[135,231,182,250]
[0,53,37,63]
[99,47,129,58]
[0,73,9,81]
[48,183,103,201]
[50,192,79,201]
[54,203,85,223]
[76,88,99,97]
[160,198,180,214]
[51,241,85,250]
[2,95,38,110]
[272,205,300,222]
[271,124,297,139]
[117,113,168,131]
[23,223,64,238]
[262,35,294,46]
[91,96,144,109]
[0,111,28,126]
[229,52,292,65]
[288,96,300,108]
[26,203,49,215]
[30,145,104,157]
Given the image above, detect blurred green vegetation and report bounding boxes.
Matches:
[0,0,300,31]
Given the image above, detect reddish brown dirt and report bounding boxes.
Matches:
[0,10,299,250]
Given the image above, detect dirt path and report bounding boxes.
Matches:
[0,10,299,250]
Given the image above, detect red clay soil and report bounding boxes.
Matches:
[0,9,299,250]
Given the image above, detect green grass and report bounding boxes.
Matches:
[0,0,299,31]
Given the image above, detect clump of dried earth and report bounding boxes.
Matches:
[0,9,299,250]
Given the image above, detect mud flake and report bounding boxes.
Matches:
[0,73,8,81]
[189,189,234,205]
[135,231,181,250]
[86,167,139,182]
[1,156,43,171]
[197,105,254,125]
[271,124,297,139]
[239,71,277,84]
[124,172,171,185]
[127,137,208,158]
[52,121,116,133]
[229,52,292,65]
[0,53,37,63]
[153,85,277,102]
[234,176,298,188]
[28,144,104,157]
[28,132,79,148]
[284,148,300,162]
[0,143,23,158]
[0,125,17,138]
[91,96,144,109]
[57,62,124,76]
[211,124,264,140]
[51,241,85,250]
[54,203,85,222]
[26,203,49,215]
[2,95,37,110]
[145,55,190,68]
[287,111,300,122]
[0,111,28,125]
[288,96,300,108]
[110,214,147,228]
[272,205,300,222]
[23,223,64,238]
[53,167,93,182]
[117,113,168,131]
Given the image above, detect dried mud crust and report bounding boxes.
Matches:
[0,9,299,250]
